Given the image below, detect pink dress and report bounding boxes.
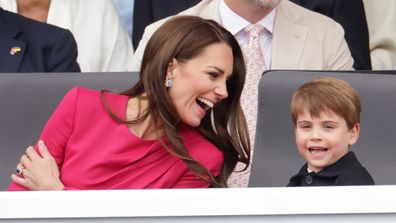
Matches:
[7,87,223,190]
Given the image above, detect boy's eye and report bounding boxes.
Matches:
[323,125,335,129]
[299,124,311,129]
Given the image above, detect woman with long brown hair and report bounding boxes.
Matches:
[8,15,250,190]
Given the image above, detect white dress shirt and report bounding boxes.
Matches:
[113,0,134,39]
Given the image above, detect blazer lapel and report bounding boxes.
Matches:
[0,10,26,72]
[271,0,307,69]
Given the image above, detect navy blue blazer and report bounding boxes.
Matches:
[290,0,372,70]
[288,152,375,186]
[0,8,80,72]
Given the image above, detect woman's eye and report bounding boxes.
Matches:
[208,72,219,79]
[324,125,335,129]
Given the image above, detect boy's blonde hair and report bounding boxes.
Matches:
[291,76,361,129]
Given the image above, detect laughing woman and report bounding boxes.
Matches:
[7,15,250,190]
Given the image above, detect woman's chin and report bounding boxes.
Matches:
[182,119,202,128]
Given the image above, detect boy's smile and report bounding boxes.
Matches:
[308,147,328,159]
[295,109,360,172]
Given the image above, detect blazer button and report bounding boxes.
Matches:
[304,175,313,185]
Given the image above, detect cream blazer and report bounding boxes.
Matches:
[363,0,396,70]
[131,0,353,71]
[0,0,134,72]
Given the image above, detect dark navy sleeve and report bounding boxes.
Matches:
[47,29,81,72]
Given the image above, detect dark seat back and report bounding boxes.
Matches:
[0,72,139,190]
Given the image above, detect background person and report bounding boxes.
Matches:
[0,0,134,72]
[113,0,134,39]
[362,0,396,70]
[0,8,80,72]
[290,0,371,70]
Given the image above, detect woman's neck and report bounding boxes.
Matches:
[126,96,164,140]
[16,0,51,23]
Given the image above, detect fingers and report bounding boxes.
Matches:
[37,140,52,160]
[15,162,29,177]
[18,145,37,173]
[26,146,40,160]
[11,173,26,186]
[12,140,60,191]
[16,164,24,175]
[23,140,52,163]
[20,154,31,169]
[11,173,34,190]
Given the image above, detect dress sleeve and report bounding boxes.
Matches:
[6,87,79,191]
[326,22,355,70]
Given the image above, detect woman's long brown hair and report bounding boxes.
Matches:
[102,16,250,187]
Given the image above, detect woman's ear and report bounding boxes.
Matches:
[166,58,178,79]
[348,123,360,146]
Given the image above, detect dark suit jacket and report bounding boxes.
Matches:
[0,8,80,72]
[290,0,372,70]
[288,152,375,186]
[133,0,200,49]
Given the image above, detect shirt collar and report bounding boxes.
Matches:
[219,0,276,35]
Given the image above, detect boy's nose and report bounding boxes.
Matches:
[310,128,322,140]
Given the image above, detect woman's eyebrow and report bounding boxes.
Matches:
[207,66,225,74]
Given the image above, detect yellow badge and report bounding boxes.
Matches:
[10,47,21,56]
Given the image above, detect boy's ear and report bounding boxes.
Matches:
[348,123,360,146]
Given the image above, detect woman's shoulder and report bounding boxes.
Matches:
[68,87,123,98]
[66,87,128,108]
[62,87,129,124]
[65,87,99,101]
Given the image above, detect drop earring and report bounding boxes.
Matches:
[164,77,173,88]
[210,109,217,134]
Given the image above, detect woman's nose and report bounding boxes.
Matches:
[215,82,228,100]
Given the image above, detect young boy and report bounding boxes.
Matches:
[287,77,374,186]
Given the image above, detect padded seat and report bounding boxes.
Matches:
[0,72,139,190]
